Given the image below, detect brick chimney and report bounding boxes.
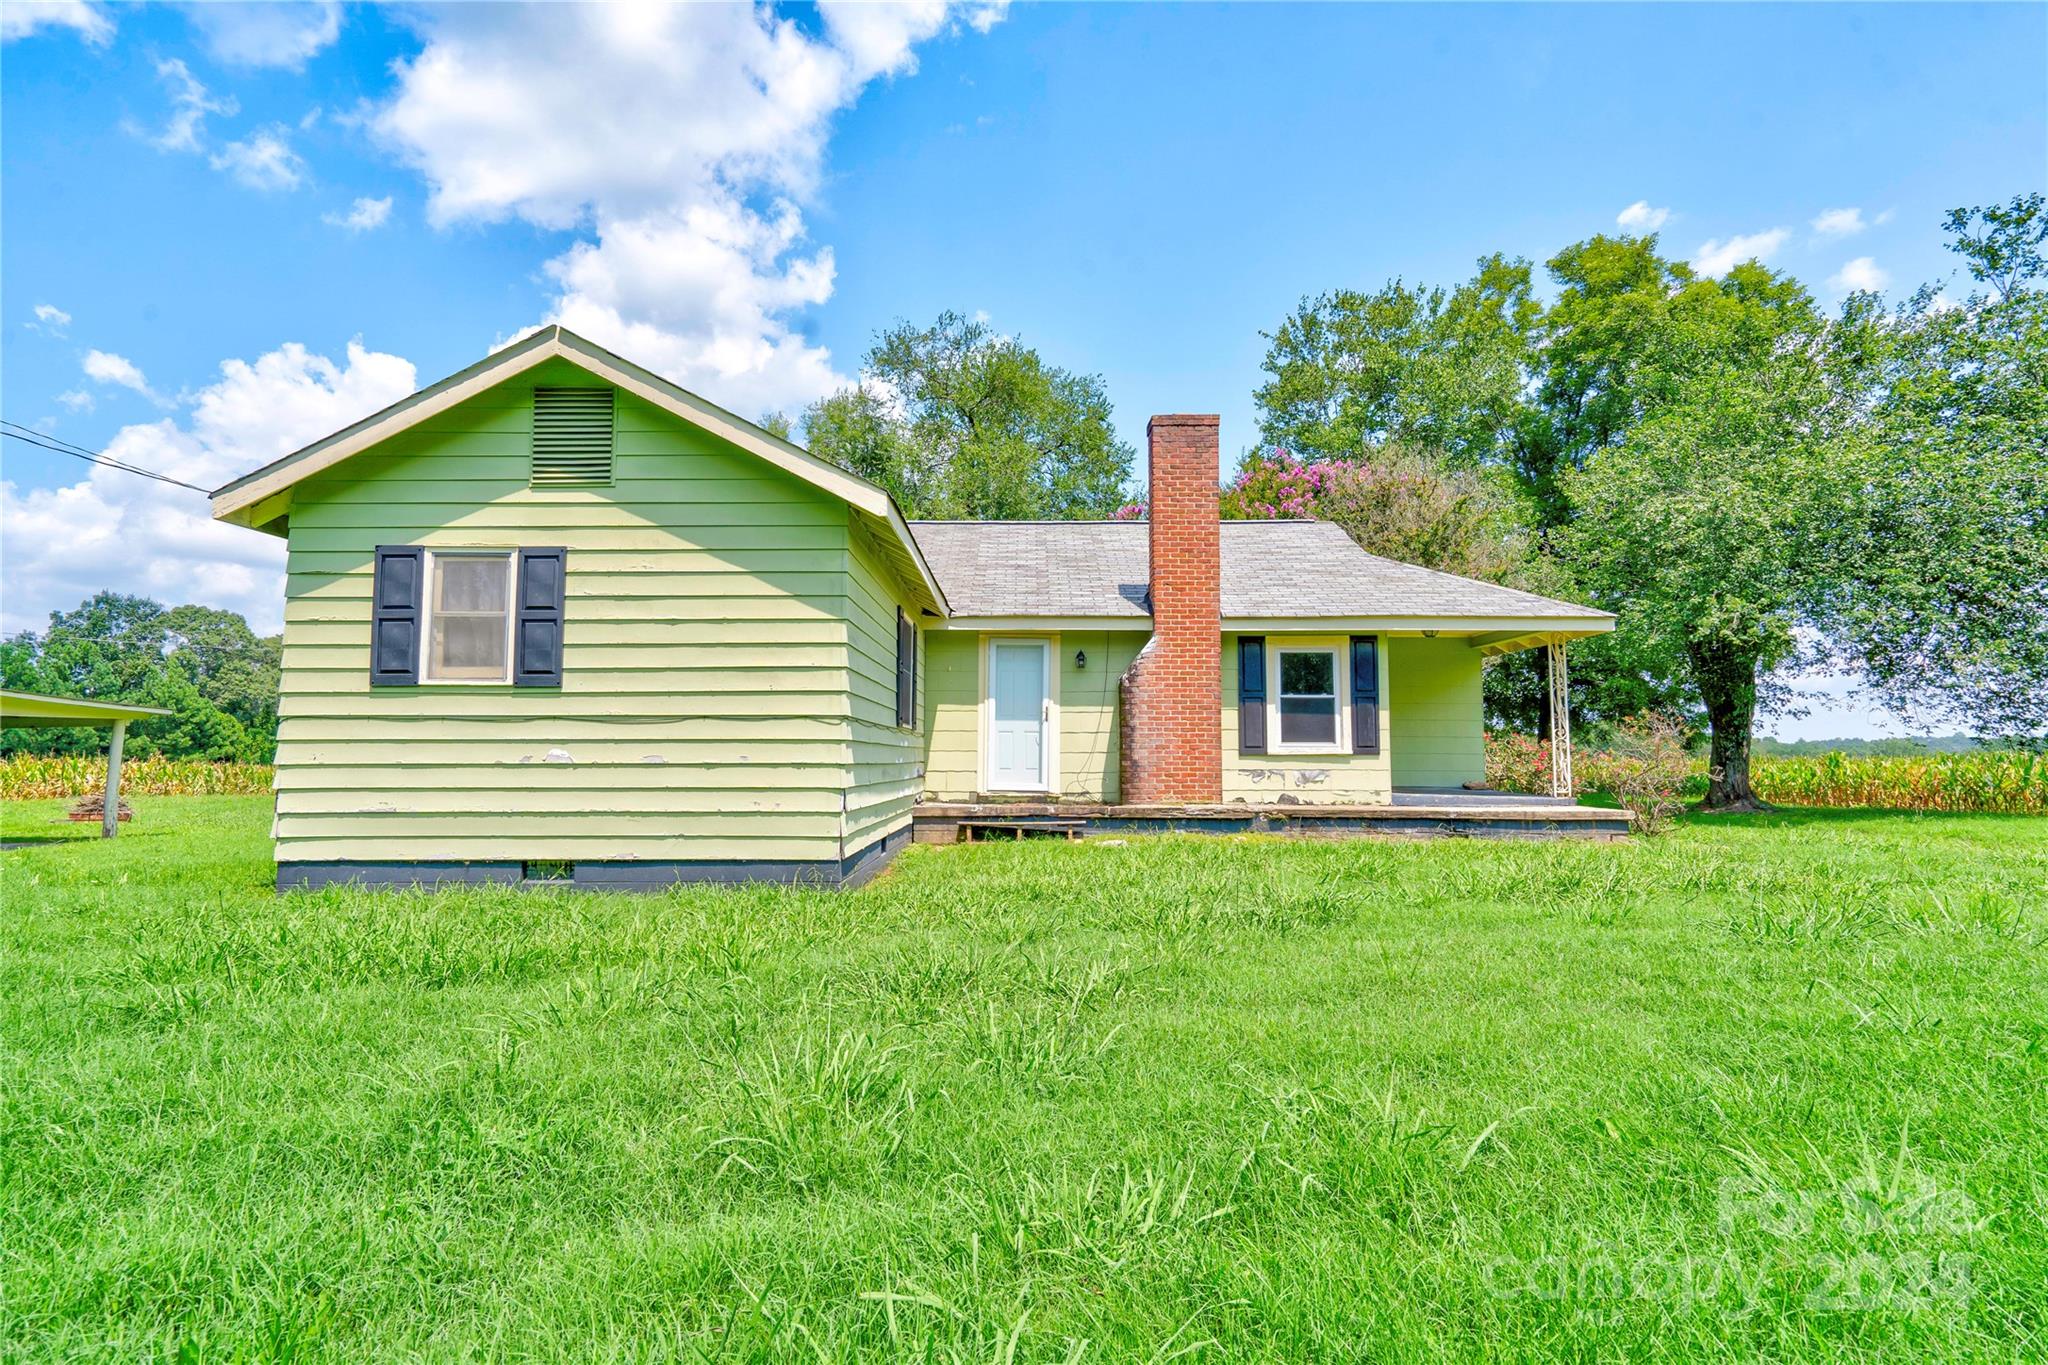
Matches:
[1119,414,1221,803]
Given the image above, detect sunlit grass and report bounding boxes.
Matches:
[3,797,2044,1359]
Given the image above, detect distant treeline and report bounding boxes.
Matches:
[1754,735,1995,758]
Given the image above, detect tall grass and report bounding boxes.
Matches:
[1486,733,2047,814]
[0,754,274,799]
[3,796,2043,1359]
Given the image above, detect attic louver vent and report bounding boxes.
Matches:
[531,387,614,487]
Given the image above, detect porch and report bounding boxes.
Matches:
[913,788,1632,843]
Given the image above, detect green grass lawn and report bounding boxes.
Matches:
[4,797,2044,1361]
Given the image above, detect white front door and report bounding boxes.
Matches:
[988,638,1050,791]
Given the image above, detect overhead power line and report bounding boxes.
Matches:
[0,420,213,494]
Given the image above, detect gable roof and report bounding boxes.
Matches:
[909,519,1613,635]
[209,326,947,616]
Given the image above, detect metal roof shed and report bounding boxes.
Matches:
[0,691,172,838]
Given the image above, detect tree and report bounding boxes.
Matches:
[1565,337,1853,807]
[1825,194,2048,741]
[803,311,1135,519]
[1,593,281,761]
[1255,254,1538,468]
[1566,196,2048,804]
[1222,443,1531,585]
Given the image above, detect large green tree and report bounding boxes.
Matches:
[804,311,1135,519]
[1255,254,1538,469]
[1828,194,2048,740]
[1565,196,2048,804]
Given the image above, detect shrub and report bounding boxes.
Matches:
[1577,713,1693,834]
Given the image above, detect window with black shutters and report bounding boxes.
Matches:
[369,546,565,687]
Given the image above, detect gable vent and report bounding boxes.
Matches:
[531,387,614,487]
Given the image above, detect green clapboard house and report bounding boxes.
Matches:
[211,327,1618,891]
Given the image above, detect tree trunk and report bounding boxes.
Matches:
[1689,638,1767,811]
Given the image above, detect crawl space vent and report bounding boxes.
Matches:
[531,387,615,487]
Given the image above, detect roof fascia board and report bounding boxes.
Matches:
[1227,615,1615,635]
[935,614,1615,635]
[936,615,1151,632]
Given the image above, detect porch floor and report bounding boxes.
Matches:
[913,789,1629,843]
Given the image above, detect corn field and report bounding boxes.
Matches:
[1747,749,2048,813]
[0,755,274,800]
[1485,733,2048,814]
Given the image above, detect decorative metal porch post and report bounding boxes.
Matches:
[1547,640,1573,799]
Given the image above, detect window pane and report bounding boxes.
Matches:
[430,616,506,679]
[1279,695,1337,745]
[1280,651,1334,696]
[435,556,509,613]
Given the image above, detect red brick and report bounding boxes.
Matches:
[1119,414,1221,802]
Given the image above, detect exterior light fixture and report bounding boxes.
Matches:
[1075,649,1087,670]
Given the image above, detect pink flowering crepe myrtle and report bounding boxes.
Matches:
[1113,447,1371,521]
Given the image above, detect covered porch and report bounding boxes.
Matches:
[0,690,172,838]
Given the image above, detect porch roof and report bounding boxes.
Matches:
[907,519,1613,629]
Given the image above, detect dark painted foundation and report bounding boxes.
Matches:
[278,824,911,893]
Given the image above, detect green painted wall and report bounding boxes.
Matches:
[919,629,1145,801]
[1222,632,1392,803]
[1387,636,1486,789]
[273,357,923,866]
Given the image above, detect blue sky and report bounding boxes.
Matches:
[4,1,2043,737]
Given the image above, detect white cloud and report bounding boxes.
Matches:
[145,57,238,153]
[1811,207,1866,238]
[1691,228,1790,277]
[323,195,393,232]
[83,350,166,404]
[371,1,1004,417]
[211,126,307,191]
[2,340,417,634]
[56,390,94,413]
[27,303,72,336]
[1616,200,1670,232]
[1,0,112,46]
[1828,256,1890,294]
[185,0,340,70]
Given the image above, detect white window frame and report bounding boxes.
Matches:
[418,549,517,686]
[1270,643,1347,755]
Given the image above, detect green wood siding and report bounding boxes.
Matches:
[921,631,980,799]
[1222,631,1393,803]
[1388,635,1486,789]
[273,357,922,866]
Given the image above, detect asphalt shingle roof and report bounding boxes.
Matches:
[907,519,1611,622]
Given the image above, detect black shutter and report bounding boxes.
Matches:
[1351,634,1380,755]
[895,608,915,727]
[515,548,567,687]
[1238,635,1267,753]
[369,545,422,686]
